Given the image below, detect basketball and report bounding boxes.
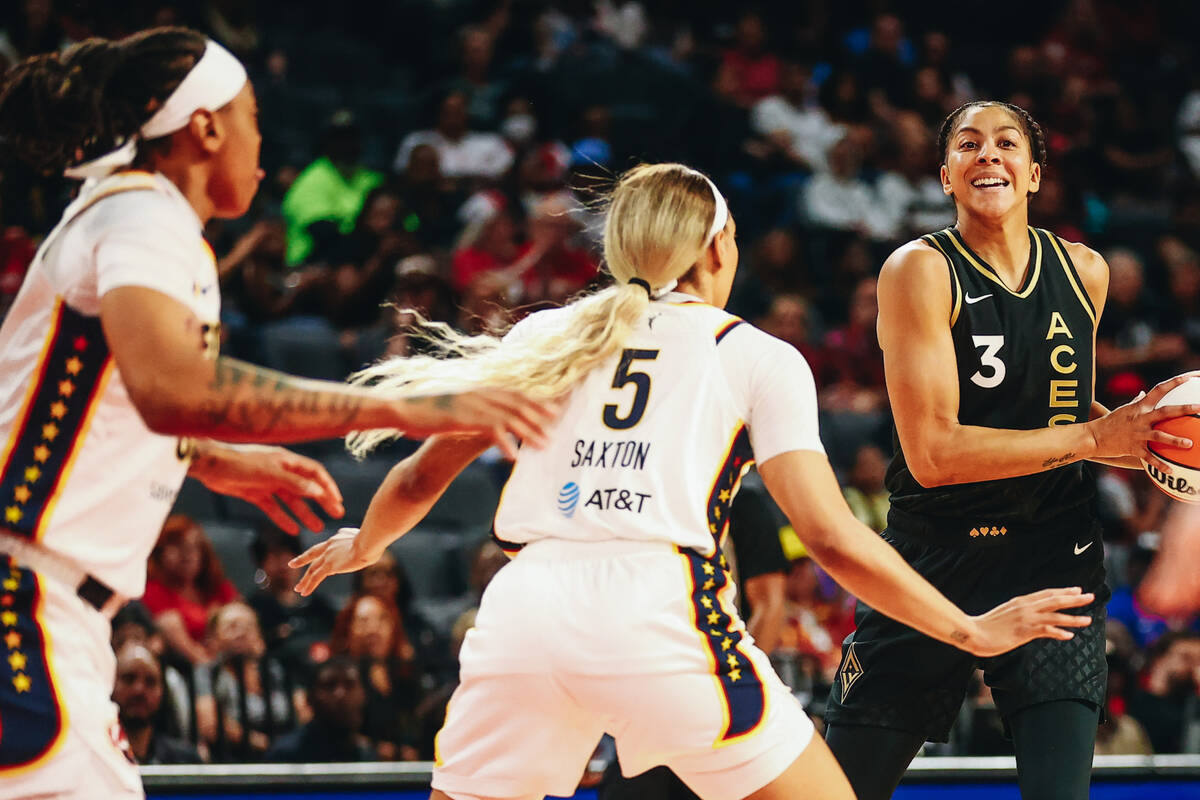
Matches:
[1144,377,1200,502]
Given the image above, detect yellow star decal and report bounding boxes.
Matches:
[700,596,713,609]
[729,668,742,682]
[13,486,30,504]
[41,423,58,442]
[707,610,720,625]
[702,579,715,591]
[23,466,39,483]
[714,507,721,520]
[4,507,21,524]
[721,637,733,651]
[726,654,739,668]
[12,673,30,693]
[709,523,717,534]
[718,489,730,502]
[1,611,17,627]
[702,562,715,575]
[2,579,16,592]
[65,357,82,375]
[4,631,20,649]
[33,445,50,463]
[57,380,74,398]
[719,555,727,569]
[49,401,67,419]
[8,651,25,671]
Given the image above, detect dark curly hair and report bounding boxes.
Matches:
[937,100,1047,169]
[0,27,207,175]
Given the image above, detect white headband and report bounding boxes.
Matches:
[64,40,248,179]
[699,172,729,245]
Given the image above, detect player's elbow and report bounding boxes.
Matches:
[123,376,192,435]
[906,449,956,488]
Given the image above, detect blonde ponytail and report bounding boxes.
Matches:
[347,163,722,456]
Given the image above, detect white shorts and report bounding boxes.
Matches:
[432,539,813,800]
[0,556,142,799]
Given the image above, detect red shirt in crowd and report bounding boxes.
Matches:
[142,577,239,644]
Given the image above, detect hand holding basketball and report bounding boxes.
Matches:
[1139,375,1200,502]
[1086,373,1200,487]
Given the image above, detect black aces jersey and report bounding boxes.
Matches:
[885,227,1097,524]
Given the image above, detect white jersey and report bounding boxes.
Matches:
[493,292,824,557]
[0,171,220,598]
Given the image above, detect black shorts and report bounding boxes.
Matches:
[823,513,1109,742]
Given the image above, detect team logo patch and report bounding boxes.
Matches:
[839,642,864,701]
[557,482,581,518]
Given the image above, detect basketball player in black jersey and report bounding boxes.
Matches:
[823,101,1200,800]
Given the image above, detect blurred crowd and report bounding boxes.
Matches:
[4,0,1200,764]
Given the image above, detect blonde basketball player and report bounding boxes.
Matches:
[0,27,555,799]
[293,163,1095,800]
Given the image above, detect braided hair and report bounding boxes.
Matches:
[0,27,206,176]
[937,100,1047,169]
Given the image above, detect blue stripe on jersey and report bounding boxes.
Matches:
[0,302,112,540]
[705,426,754,549]
[714,319,744,344]
[679,547,766,743]
[0,556,64,771]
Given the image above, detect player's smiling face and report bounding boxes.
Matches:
[941,105,1040,219]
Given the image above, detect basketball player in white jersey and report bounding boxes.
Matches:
[291,163,1095,800]
[0,28,555,799]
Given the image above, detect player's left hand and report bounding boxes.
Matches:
[290,527,377,596]
[187,442,344,534]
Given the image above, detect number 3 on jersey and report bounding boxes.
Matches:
[603,349,659,429]
[970,335,1006,388]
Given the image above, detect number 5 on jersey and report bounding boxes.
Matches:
[971,335,1006,389]
[603,349,659,429]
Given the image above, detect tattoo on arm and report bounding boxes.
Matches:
[1042,452,1076,468]
[950,629,969,644]
[197,358,365,437]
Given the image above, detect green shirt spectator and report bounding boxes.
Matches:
[281,155,383,266]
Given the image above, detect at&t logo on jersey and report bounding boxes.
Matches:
[558,482,581,518]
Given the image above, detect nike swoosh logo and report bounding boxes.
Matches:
[1074,541,1093,555]
[964,293,993,304]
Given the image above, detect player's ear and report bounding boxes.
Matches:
[186,109,223,156]
[940,163,953,196]
[1027,162,1041,196]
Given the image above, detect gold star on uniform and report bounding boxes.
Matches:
[719,555,727,569]
[702,562,715,575]
[12,673,30,693]
[8,651,25,671]
[728,668,742,682]
[1,611,17,627]
[49,401,67,419]
[726,654,739,668]
[718,489,730,502]
[709,523,717,534]
[4,631,20,649]
[721,637,733,651]
[65,357,82,375]
[4,507,21,524]
[714,507,721,520]
[57,380,74,398]
[2,579,16,591]
[13,486,30,504]
[702,579,715,591]
[33,445,50,463]
[707,610,720,625]
[700,596,713,609]
[23,467,39,483]
[41,423,58,442]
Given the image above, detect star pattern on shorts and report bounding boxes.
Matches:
[7,651,25,671]
[65,356,82,375]
[12,673,30,693]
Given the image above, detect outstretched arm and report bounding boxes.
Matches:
[291,433,493,595]
[758,449,1093,657]
[100,287,556,454]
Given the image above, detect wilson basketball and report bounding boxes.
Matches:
[1145,377,1200,502]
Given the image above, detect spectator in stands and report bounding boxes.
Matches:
[196,601,300,761]
[265,657,376,763]
[756,293,824,380]
[1128,632,1200,754]
[517,193,599,304]
[218,218,329,328]
[1108,540,1199,650]
[143,515,240,666]
[327,186,418,330]
[113,643,204,765]
[1161,241,1200,365]
[751,60,844,175]
[849,13,914,111]
[874,112,955,240]
[0,218,36,320]
[395,143,464,250]
[1096,647,1154,755]
[248,526,338,672]
[351,546,450,680]
[282,110,384,266]
[394,91,514,184]
[444,26,508,130]
[331,593,421,760]
[778,551,856,682]
[1096,248,1186,391]
[450,191,525,294]
[801,133,893,240]
[842,443,890,533]
[719,11,780,108]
